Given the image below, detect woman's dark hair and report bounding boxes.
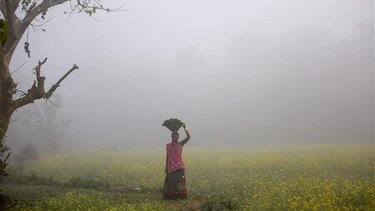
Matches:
[171,131,179,137]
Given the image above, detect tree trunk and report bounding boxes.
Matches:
[0,52,12,179]
[0,53,13,140]
[0,109,11,140]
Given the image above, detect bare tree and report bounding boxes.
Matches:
[0,0,116,178]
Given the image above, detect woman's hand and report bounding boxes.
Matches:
[182,124,188,132]
[181,123,190,144]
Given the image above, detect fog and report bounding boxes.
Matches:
[6,0,374,153]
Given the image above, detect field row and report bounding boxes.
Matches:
[3,145,375,210]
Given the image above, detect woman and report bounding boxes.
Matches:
[163,124,191,200]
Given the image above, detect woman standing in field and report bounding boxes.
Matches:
[163,124,191,200]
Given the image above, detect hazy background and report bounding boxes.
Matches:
[6,0,374,153]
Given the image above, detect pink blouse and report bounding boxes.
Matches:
[166,142,185,172]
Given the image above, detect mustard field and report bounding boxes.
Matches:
[2,145,374,210]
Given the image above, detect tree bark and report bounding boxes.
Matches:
[0,49,14,140]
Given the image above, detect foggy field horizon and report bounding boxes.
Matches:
[6,0,374,153]
[1,1,374,210]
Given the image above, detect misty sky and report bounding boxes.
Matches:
[7,0,374,152]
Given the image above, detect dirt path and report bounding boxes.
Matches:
[164,195,204,211]
[2,182,206,210]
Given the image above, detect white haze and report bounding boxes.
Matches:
[6,0,374,152]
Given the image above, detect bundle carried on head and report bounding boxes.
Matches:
[162,118,185,132]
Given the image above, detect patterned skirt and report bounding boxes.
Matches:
[163,169,188,200]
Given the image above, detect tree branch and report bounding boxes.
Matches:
[10,0,20,14]
[45,63,78,98]
[4,0,16,44]
[11,58,78,111]
[3,0,68,60]
[0,0,7,18]
[0,0,19,18]
[23,0,67,25]
[4,0,114,62]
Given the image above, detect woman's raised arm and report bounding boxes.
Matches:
[179,124,190,146]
